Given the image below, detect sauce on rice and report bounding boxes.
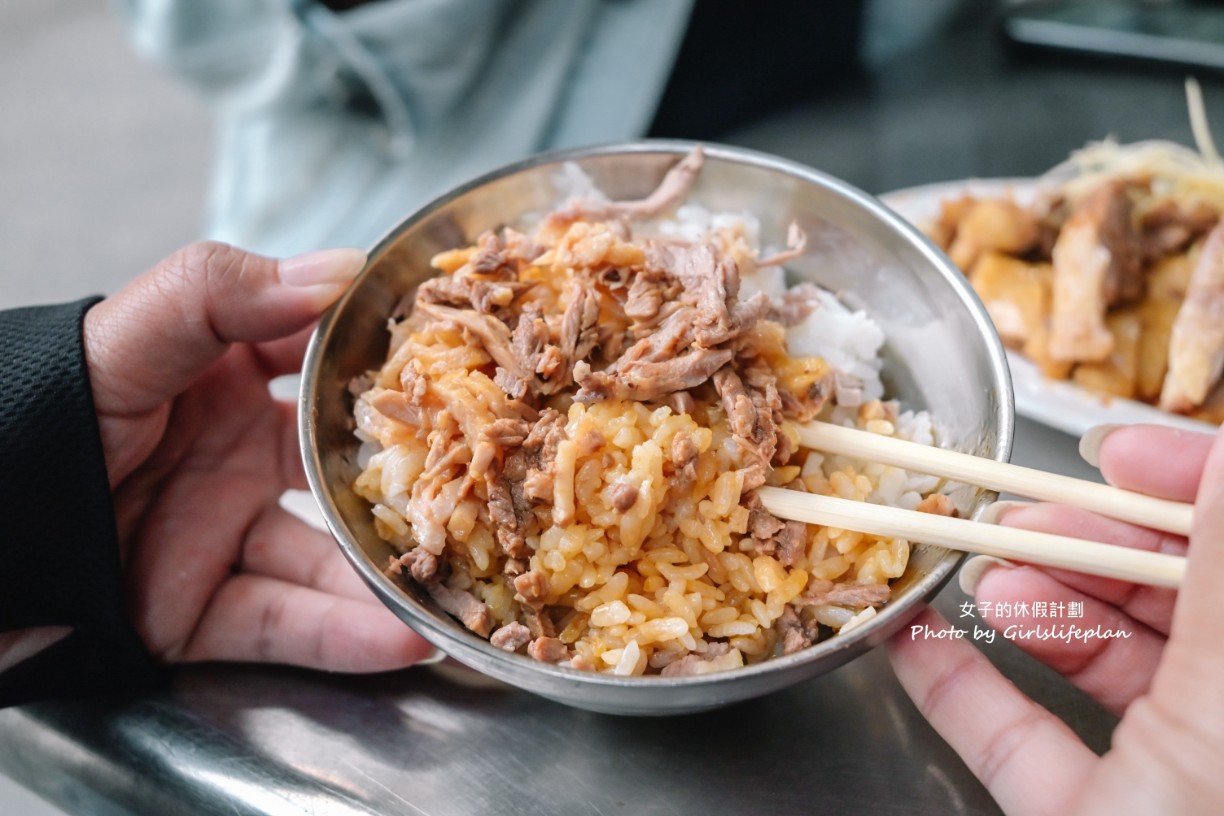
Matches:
[351,148,950,675]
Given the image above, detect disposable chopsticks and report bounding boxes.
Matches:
[756,420,1196,589]
[757,486,1185,589]
[797,421,1194,537]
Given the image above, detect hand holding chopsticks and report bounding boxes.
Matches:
[760,421,1193,589]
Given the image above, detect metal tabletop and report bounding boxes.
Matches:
[0,419,1112,816]
[3,3,1218,813]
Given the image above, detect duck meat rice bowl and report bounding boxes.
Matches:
[351,147,954,676]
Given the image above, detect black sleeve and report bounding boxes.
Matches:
[0,298,164,707]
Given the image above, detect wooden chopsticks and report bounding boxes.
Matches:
[757,421,1193,590]
[758,487,1185,589]
[796,421,1193,537]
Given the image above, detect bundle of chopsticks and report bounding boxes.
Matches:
[760,422,1191,590]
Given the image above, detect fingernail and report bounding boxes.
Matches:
[416,647,447,666]
[958,555,1016,595]
[1079,423,1123,468]
[977,500,1033,526]
[278,248,367,287]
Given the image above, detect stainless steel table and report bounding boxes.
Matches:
[3,2,1213,812]
[0,420,1114,816]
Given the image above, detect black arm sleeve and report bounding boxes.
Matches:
[0,299,163,707]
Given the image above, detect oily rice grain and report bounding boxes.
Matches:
[352,152,954,675]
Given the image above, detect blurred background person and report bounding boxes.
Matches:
[114,0,963,257]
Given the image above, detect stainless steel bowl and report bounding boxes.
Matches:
[300,140,1014,716]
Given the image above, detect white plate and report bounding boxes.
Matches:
[881,179,1215,437]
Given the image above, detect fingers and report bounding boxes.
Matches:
[1108,430,1224,806]
[182,574,435,672]
[889,608,1097,816]
[85,242,363,418]
[1088,424,1213,502]
[973,566,1165,715]
[240,504,375,602]
[1163,428,1224,682]
[253,324,319,379]
[0,626,73,674]
[277,400,309,492]
[997,503,1182,635]
[966,500,1182,715]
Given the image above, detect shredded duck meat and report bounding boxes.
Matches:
[357,146,929,671]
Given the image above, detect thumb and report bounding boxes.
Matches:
[84,241,364,417]
[1164,428,1224,674]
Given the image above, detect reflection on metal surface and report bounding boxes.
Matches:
[925,762,970,815]
[0,586,1114,816]
[0,647,964,814]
